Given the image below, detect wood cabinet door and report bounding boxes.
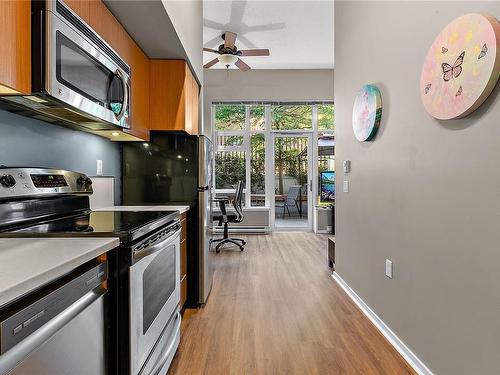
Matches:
[89,0,149,140]
[0,0,30,95]
[191,74,199,135]
[125,44,150,141]
[149,60,186,132]
[89,0,131,62]
[184,67,193,135]
[64,0,90,23]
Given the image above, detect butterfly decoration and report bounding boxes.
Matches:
[424,83,432,94]
[456,86,463,97]
[478,43,488,59]
[441,46,448,54]
[442,51,465,82]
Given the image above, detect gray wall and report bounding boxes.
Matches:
[203,69,334,136]
[0,109,121,202]
[335,2,500,374]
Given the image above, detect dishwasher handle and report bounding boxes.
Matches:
[0,262,108,354]
[0,286,107,375]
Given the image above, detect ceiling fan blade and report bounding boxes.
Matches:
[235,58,251,72]
[203,58,219,69]
[203,48,220,54]
[239,49,270,57]
[224,31,237,49]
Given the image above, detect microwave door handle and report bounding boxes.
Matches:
[115,69,128,121]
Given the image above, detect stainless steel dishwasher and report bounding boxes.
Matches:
[0,262,108,375]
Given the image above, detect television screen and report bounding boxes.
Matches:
[320,171,335,202]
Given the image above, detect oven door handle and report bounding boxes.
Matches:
[133,228,181,263]
[149,312,182,375]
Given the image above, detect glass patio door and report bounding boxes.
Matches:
[271,133,313,230]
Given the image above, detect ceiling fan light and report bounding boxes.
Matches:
[218,54,238,66]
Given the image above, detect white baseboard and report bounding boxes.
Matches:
[331,272,433,375]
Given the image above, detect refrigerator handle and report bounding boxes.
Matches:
[197,186,210,192]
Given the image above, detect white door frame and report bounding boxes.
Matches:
[270,132,314,231]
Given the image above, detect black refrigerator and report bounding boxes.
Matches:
[122,133,214,306]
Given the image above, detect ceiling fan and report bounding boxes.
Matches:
[203,31,270,71]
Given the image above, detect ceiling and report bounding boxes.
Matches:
[203,0,334,70]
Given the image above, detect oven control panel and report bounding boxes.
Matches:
[31,174,69,188]
[0,168,93,199]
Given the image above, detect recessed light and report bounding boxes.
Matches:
[111,132,120,137]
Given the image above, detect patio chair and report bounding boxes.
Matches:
[275,185,301,218]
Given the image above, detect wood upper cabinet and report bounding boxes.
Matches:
[126,44,150,141]
[64,0,91,24]
[87,0,149,140]
[88,1,131,61]
[149,60,199,135]
[0,0,31,95]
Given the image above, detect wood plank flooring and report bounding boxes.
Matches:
[167,232,415,375]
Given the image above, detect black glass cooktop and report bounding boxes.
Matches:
[7,210,179,243]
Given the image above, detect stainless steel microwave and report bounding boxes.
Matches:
[3,0,131,130]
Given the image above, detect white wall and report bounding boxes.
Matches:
[203,69,334,136]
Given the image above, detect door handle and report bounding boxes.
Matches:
[133,228,181,263]
[150,312,182,375]
[114,69,128,121]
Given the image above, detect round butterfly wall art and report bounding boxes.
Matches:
[420,14,500,120]
[352,84,382,142]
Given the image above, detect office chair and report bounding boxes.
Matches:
[212,181,246,253]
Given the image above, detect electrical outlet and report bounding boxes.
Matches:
[96,160,103,176]
[343,180,349,193]
[385,259,393,279]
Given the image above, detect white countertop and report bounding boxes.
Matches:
[95,205,190,214]
[0,237,119,308]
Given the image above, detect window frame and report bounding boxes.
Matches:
[212,101,334,210]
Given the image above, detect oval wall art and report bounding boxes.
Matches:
[420,13,500,120]
[352,84,382,142]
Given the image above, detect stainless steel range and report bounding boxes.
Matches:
[0,167,181,375]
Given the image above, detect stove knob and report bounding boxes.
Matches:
[0,174,16,188]
[76,176,92,188]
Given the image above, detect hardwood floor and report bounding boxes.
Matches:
[168,232,415,375]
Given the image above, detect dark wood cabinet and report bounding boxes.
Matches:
[180,212,188,309]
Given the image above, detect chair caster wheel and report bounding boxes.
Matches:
[240,247,244,251]
[216,248,221,253]
[242,241,246,245]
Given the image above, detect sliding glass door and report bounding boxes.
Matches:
[272,133,313,230]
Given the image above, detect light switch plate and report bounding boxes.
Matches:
[385,259,393,279]
[343,160,351,173]
[96,160,103,176]
[343,180,349,193]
